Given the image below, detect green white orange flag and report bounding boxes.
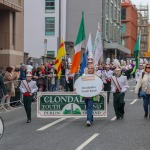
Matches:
[55,39,66,79]
[70,11,86,74]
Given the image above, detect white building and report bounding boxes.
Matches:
[24,0,102,59]
[24,0,61,58]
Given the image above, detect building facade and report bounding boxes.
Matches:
[24,0,131,62]
[121,0,138,56]
[24,0,60,58]
[137,5,149,57]
[0,0,24,70]
[102,0,130,61]
[64,0,102,60]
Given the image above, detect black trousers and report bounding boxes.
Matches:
[23,96,32,120]
[113,93,125,118]
[104,81,111,103]
[65,79,73,92]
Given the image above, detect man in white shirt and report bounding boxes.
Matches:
[111,66,129,119]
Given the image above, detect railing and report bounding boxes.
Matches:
[0,73,81,112]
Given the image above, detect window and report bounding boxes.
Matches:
[121,8,126,20]
[45,0,55,13]
[106,0,109,17]
[110,3,113,20]
[121,37,126,46]
[45,17,55,35]
[106,20,109,40]
[47,51,55,57]
[120,24,126,34]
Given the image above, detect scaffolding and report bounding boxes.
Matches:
[136,5,149,57]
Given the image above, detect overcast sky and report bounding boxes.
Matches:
[131,0,150,20]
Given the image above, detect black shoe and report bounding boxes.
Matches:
[116,117,121,120]
[144,114,148,118]
[120,115,124,119]
[26,119,31,123]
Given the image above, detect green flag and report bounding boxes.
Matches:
[134,35,141,70]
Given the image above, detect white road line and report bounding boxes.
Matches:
[130,90,134,92]
[37,118,66,131]
[75,133,99,150]
[130,99,137,105]
[111,116,116,121]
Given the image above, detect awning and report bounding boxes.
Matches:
[104,42,131,54]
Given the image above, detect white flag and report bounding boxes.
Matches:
[86,33,93,53]
[94,22,103,65]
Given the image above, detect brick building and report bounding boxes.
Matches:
[121,0,138,56]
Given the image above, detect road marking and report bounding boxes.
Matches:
[37,118,66,131]
[130,90,134,92]
[111,116,116,121]
[128,79,135,82]
[75,133,99,150]
[130,99,137,105]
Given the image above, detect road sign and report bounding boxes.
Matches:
[37,92,107,118]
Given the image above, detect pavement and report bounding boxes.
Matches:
[0,79,150,150]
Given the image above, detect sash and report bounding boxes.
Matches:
[111,76,122,92]
[22,80,31,93]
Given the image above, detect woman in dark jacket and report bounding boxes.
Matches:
[20,64,26,80]
[0,71,8,109]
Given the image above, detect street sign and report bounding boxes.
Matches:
[74,74,103,97]
[0,117,4,139]
[37,92,107,118]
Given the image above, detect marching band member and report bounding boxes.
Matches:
[121,60,126,76]
[102,58,113,103]
[111,60,129,120]
[84,52,93,74]
[95,64,103,78]
[19,66,38,123]
[65,58,74,92]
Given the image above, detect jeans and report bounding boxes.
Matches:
[85,98,94,123]
[49,84,56,92]
[143,95,150,115]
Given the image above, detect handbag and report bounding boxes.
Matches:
[139,90,147,97]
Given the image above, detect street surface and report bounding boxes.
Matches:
[0,79,149,150]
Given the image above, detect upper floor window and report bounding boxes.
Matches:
[121,8,126,20]
[45,17,55,35]
[45,0,55,13]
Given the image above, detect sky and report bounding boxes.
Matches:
[131,0,150,20]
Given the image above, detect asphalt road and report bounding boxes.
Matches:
[0,79,149,150]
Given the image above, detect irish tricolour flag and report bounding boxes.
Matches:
[70,12,86,74]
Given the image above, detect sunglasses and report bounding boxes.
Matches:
[146,67,150,69]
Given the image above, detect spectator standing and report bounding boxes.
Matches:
[3,67,18,109]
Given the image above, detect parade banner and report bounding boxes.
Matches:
[74,74,103,97]
[37,92,107,118]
